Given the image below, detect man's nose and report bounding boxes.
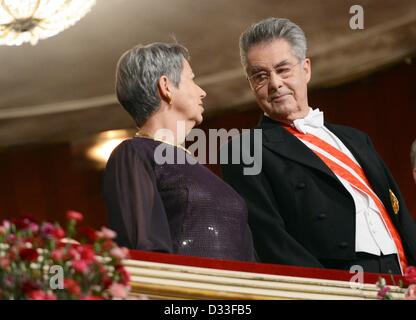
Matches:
[268,71,283,92]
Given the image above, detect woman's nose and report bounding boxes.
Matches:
[199,87,207,99]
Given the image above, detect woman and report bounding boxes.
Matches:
[103,42,256,261]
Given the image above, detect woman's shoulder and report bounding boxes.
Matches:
[110,137,159,163]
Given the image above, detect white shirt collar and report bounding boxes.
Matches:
[292,107,324,134]
[264,107,325,134]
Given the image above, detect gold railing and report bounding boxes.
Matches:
[123,258,406,300]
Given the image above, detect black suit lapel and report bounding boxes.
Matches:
[259,116,343,186]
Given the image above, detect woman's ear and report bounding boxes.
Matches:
[413,168,416,185]
[303,58,311,84]
[157,75,173,105]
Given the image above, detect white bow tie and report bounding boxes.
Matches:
[292,109,324,134]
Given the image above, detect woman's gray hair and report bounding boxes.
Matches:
[239,17,307,72]
[411,139,416,169]
[115,42,190,126]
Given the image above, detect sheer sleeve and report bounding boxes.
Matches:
[102,141,173,253]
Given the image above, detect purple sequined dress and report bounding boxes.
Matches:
[103,137,256,262]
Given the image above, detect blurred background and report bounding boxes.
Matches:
[0,0,415,228]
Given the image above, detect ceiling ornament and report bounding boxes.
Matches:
[0,0,96,46]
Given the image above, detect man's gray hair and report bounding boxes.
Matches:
[115,42,190,126]
[411,139,416,169]
[239,17,307,72]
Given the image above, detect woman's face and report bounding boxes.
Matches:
[171,59,207,126]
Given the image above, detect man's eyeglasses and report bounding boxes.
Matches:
[247,61,302,89]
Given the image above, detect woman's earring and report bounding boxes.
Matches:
[167,95,173,105]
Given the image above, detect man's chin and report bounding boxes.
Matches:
[264,104,297,122]
[269,103,291,116]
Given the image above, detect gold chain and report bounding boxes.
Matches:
[134,130,191,155]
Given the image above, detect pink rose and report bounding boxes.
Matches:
[51,248,65,261]
[404,266,416,284]
[377,286,391,299]
[77,244,96,263]
[44,292,58,300]
[0,257,10,269]
[96,227,117,240]
[66,210,83,222]
[28,223,39,234]
[53,227,65,239]
[405,284,416,300]
[72,260,89,274]
[64,278,81,296]
[68,247,81,260]
[2,220,11,230]
[27,290,57,300]
[102,239,114,251]
[108,283,129,299]
[6,233,16,243]
[110,247,129,260]
[4,275,13,288]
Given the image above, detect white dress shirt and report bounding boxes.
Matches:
[274,108,398,256]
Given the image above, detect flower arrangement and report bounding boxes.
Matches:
[376,266,416,300]
[0,211,132,300]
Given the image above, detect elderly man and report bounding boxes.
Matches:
[221,17,416,274]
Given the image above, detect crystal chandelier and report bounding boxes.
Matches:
[0,0,96,46]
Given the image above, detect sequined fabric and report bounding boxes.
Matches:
[103,137,256,262]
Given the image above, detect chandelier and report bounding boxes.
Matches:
[0,0,96,46]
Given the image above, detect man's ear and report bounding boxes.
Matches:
[157,75,172,104]
[303,58,311,84]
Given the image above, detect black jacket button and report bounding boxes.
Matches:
[339,242,349,249]
[317,213,327,220]
[296,182,306,189]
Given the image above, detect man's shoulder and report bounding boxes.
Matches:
[326,122,368,140]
